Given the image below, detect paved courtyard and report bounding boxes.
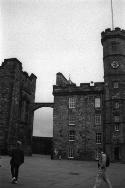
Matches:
[0,154,125,188]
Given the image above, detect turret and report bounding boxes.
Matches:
[101,28,125,162]
[101,28,125,79]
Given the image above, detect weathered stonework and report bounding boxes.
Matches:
[53,73,104,160]
[0,58,37,155]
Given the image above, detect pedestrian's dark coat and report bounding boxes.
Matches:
[10,148,24,166]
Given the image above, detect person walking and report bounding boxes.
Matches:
[10,140,24,184]
[93,148,112,188]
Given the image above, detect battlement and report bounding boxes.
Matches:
[101,27,125,44]
[80,82,104,89]
[53,76,104,96]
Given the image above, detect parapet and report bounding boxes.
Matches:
[23,72,37,82]
[101,27,125,44]
[80,82,104,90]
[53,79,104,96]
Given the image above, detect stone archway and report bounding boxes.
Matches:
[32,102,54,136]
[31,102,54,111]
[31,102,54,155]
[30,102,54,139]
[17,102,54,155]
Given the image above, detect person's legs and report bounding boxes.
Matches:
[103,173,112,188]
[15,165,19,181]
[11,164,15,178]
[93,167,105,188]
[11,165,16,183]
[93,175,102,188]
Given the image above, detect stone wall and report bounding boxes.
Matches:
[53,73,104,160]
[0,58,37,155]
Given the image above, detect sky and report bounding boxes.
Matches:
[0,0,125,137]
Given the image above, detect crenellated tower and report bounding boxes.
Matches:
[101,27,125,162]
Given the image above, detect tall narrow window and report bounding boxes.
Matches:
[95,114,101,125]
[113,82,119,88]
[114,116,120,122]
[95,97,101,108]
[96,133,102,144]
[114,102,120,109]
[69,113,75,125]
[68,148,74,158]
[115,124,120,131]
[115,124,119,131]
[69,97,76,108]
[69,130,75,141]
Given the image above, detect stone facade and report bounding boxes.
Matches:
[53,73,104,160]
[53,28,125,162]
[0,58,37,155]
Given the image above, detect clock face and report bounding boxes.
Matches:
[111,61,119,69]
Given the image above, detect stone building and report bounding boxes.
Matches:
[0,58,37,154]
[53,28,125,162]
[53,73,104,160]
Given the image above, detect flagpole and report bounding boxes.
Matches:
[111,0,114,30]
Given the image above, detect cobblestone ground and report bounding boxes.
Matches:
[0,155,125,188]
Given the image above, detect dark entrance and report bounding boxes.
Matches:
[114,147,120,160]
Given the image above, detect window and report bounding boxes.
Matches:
[113,82,119,88]
[68,148,74,158]
[95,114,101,125]
[69,113,75,125]
[114,116,120,122]
[115,124,120,131]
[96,133,102,144]
[95,97,101,108]
[114,102,120,109]
[69,97,76,108]
[69,130,75,141]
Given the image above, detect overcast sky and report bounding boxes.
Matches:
[0,0,125,137]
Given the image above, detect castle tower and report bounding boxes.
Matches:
[101,28,125,162]
[0,58,37,155]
